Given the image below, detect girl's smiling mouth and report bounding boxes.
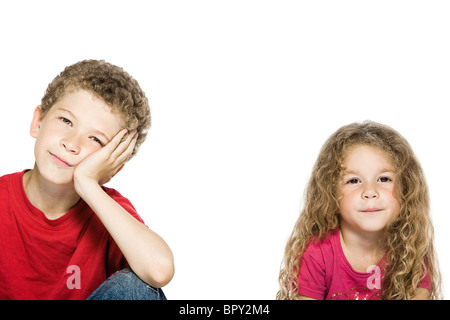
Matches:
[361,208,383,213]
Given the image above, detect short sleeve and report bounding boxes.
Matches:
[418,268,431,291]
[104,187,146,225]
[297,244,327,300]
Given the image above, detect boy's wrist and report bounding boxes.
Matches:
[73,174,102,199]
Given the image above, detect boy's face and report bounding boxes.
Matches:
[30,89,124,186]
[338,144,400,235]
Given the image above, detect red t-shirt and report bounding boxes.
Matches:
[0,170,145,300]
[297,229,431,300]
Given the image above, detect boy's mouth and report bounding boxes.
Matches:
[50,153,73,168]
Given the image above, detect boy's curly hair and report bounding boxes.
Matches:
[40,59,151,160]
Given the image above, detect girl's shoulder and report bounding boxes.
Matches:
[307,228,339,249]
[303,228,340,263]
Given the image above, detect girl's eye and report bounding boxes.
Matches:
[90,136,104,147]
[378,176,392,183]
[346,178,360,184]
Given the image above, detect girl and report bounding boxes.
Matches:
[277,121,441,300]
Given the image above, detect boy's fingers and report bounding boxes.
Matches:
[106,129,128,152]
[115,133,138,165]
[112,129,137,157]
[106,129,133,155]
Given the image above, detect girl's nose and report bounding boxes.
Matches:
[363,192,379,199]
[362,184,379,199]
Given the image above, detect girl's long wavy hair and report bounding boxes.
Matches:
[277,121,442,300]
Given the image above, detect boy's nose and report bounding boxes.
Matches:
[61,137,81,154]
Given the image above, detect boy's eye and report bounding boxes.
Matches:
[346,178,360,184]
[90,136,104,147]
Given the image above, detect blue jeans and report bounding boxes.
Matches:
[86,268,167,300]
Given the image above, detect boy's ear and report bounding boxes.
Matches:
[30,106,43,138]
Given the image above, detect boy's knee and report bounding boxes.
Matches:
[87,268,167,300]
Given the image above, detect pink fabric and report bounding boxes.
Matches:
[297,229,430,300]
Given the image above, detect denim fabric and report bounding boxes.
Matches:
[86,268,167,300]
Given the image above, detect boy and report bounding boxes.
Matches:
[0,60,174,299]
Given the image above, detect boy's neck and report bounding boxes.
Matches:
[23,168,81,220]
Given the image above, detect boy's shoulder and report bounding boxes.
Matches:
[0,171,18,180]
[0,171,22,197]
[0,173,7,198]
[101,185,128,203]
[100,185,145,225]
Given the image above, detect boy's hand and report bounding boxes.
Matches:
[73,129,138,193]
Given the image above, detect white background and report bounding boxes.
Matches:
[0,1,448,299]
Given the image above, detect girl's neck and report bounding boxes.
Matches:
[23,167,81,220]
[339,223,385,273]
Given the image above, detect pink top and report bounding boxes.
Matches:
[297,229,430,300]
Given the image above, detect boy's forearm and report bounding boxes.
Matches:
[75,178,174,288]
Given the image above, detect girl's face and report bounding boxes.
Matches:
[338,144,400,235]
